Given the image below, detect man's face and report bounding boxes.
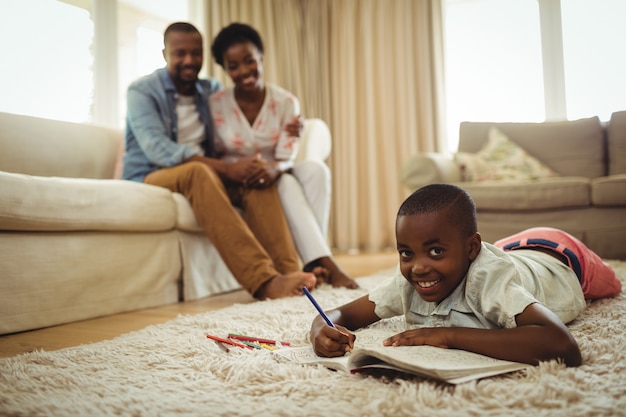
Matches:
[395,209,480,303]
[162,31,203,94]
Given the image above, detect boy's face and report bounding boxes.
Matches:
[396,209,481,303]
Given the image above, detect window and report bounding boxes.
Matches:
[0,0,94,123]
[0,0,193,128]
[561,0,626,121]
[443,0,626,152]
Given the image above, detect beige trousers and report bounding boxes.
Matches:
[145,161,299,296]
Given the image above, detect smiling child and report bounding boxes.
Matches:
[309,184,621,367]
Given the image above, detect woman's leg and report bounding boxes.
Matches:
[279,162,358,288]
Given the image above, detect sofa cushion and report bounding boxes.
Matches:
[172,192,202,232]
[0,171,176,232]
[607,110,626,175]
[458,117,605,178]
[455,127,559,182]
[591,174,626,206]
[458,177,591,210]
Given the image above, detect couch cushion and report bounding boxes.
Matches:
[455,127,559,182]
[0,112,123,179]
[172,192,202,232]
[591,174,626,206]
[458,117,605,178]
[607,110,626,175]
[457,177,591,210]
[0,171,176,232]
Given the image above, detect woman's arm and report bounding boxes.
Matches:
[383,302,582,367]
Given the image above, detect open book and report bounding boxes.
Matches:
[273,329,528,384]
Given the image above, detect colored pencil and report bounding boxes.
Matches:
[213,340,230,353]
[302,286,337,328]
[238,340,263,350]
[227,334,291,346]
[206,333,252,349]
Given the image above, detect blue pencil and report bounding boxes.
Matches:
[302,287,337,328]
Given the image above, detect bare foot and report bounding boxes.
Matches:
[310,266,330,287]
[255,271,316,300]
[305,257,359,289]
[328,269,359,289]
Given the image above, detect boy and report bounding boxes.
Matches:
[310,184,621,367]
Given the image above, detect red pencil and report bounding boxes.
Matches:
[227,334,291,346]
[206,333,252,349]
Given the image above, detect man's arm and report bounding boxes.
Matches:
[126,87,198,167]
[383,302,582,367]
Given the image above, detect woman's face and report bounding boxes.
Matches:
[223,41,264,92]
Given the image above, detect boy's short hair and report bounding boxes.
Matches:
[211,22,264,68]
[164,22,202,46]
[398,184,477,237]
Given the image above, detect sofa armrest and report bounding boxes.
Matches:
[400,152,462,191]
[294,118,332,163]
[0,112,123,179]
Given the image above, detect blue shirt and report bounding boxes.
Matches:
[122,68,222,182]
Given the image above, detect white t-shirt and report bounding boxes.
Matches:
[369,242,586,329]
[176,95,205,156]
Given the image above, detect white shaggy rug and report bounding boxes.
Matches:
[1,261,625,417]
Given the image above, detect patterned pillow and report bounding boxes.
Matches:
[455,127,559,182]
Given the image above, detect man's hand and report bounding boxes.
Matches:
[221,155,263,184]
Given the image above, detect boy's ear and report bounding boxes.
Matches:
[468,232,482,261]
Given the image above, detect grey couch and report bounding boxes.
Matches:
[400,111,626,259]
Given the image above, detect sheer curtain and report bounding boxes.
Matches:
[204,0,445,252]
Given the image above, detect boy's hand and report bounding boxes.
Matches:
[383,328,450,349]
[310,317,355,357]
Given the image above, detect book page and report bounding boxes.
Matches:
[273,345,350,372]
[273,327,527,383]
[272,328,398,371]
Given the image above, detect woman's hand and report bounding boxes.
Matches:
[284,115,304,137]
[221,156,262,184]
[244,159,281,188]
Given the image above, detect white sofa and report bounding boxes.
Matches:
[400,111,626,260]
[0,111,332,335]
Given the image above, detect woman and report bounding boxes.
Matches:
[209,22,357,289]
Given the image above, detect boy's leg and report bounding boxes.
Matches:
[144,161,314,297]
[495,227,621,299]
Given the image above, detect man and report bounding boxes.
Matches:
[123,22,315,299]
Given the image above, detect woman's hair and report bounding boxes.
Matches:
[164,22,201,46]
[211,22,264,68]
[398,184,477,237]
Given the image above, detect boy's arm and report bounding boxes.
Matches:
[310,295,381,357]
[384,302,582,367]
